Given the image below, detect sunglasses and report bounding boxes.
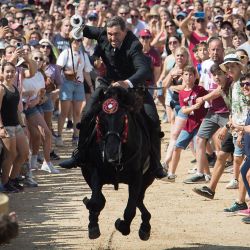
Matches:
[16,17,24,20]
[140,36,151,40]
[44,33,52,36]
[239,55,247,60]
[166,24,173,28]
[119,12,128,16]
[207,26,215,29]
[131,15,139,19]
[150,15,159,19]
[196,19,205,23]
[240,82,250,87]
[168,41,178,45]
[42,45,51,49]
[34,57,43,61]
[181,1,189,4]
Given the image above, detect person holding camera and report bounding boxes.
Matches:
[56,37,93,147]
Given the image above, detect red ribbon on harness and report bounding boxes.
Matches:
[102,98,119,114]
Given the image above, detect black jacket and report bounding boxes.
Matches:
[83,26,152,86]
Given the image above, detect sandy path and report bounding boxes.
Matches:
[2,108,250,250]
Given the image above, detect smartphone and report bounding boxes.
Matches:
[0,18,8,27]
[226,7,232,14]
[194,12,205,19]
[16,42,23,49]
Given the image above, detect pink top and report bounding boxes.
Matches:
[189,32,208,67]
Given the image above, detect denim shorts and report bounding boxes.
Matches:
[233,136,245,156]
[4,125,24,138]
[175,105,188,119]
[60,79,85,101]
[41,93,54,113]
[175,128,198,150]
[23,105,43,118]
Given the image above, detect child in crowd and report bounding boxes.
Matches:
[166,65,207,181]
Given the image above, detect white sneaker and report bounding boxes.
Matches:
[226,179,239,189]
[165,174,177,183]
[205,174,211,182]
[41,162,60,174]
[55,136,64,147]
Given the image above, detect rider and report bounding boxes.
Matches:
[60,16,167,179]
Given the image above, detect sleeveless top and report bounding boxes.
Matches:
[1,84,20,126]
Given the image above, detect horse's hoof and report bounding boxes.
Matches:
[139,228,150,241]
[88,225,101,239]
[83,197,90,206]
[115,218,130,236]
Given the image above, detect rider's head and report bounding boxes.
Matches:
[106,16,127,49]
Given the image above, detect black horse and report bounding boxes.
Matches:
[81,87,155,241]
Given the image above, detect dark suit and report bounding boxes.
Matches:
[82,25,159,128]
[83,26,151,85]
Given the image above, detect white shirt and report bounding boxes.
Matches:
[199,59,215,108]
[22,71,45,102]
[57,48,93,83]
[126,19,148,37]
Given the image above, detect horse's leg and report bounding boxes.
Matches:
[115,172,142,236]
[83,168,106,239]
[137,189,151,241]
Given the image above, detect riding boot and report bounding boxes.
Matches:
[59,118,92,169]
[150,130,168,179]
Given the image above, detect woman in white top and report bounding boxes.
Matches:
[23,50,60,174]
[56,38,93,146]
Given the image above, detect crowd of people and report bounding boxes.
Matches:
[0,0,249,229]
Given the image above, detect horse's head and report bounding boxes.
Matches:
[96,86,142,164]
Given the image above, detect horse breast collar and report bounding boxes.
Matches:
[102,98,119,114]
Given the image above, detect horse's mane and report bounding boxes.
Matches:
[103,87,143,113]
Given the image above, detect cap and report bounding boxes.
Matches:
[139,29,152,37]
[221,21,233,30]
[29,40,40,47]
[219,54,243,72]
[176,12,187,19]
[39,38,53,47]
[87,12,98,19]
[11,23,23,30]
[214,15,224,22]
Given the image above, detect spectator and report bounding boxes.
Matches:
[0,62,29,192]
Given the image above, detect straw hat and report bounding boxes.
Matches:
[219,54,244,72]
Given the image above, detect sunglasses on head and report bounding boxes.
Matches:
[240,81,250,87]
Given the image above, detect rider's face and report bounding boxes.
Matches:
[107,26,127,48]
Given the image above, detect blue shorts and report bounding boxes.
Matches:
[233,136,245,156]
[23,105,43,118]
[41,93,54,113]
[175,128,198,150]
[60,79,85,101]
[175,106,188,119]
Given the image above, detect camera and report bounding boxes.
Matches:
[0,18,8,27]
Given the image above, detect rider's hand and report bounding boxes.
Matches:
[112,81,130,89]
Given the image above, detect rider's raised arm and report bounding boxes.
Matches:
[127,43,152,86]
[83,25,105,41]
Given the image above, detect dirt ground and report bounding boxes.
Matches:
[2,107,250,250]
